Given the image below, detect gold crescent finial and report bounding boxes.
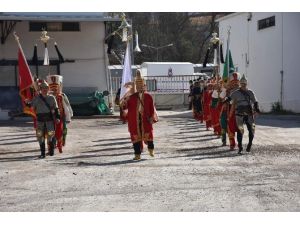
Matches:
[40,30,51,44]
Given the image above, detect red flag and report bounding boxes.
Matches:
[18,45,36,118]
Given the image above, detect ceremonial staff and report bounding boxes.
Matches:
[40,30,51,74]
[208,32,223,99]
[226,26,231,82]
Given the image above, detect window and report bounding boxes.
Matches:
[29,22,47,31]
[29,22,80,31]
[258,16,275,30]
[46,22,62,31]
[62,22,80,31]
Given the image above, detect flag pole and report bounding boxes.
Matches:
[13,32,21,49]
[227,26,231,79]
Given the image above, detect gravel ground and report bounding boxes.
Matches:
[0,110,300,212]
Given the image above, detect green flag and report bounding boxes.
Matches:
[222,50,234,81]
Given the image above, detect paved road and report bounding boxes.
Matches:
[0,111,300,211]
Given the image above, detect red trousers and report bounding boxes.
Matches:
[55,121,64,152]
[211,103,222,135]
[227,111,237,149]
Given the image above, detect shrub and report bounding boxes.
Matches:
[271,101,294,114]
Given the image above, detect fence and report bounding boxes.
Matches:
[111,75,206,94]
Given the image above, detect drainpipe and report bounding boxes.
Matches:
[280,70,283,106]
[280,13,284,107]
[104,41,114,113]
[246,12,252,76]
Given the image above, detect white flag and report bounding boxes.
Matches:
[43,47,49,66]
[120,43,132,100]
[213,48,217,66]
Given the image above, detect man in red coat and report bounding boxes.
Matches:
[227,73,240,150]
[122,70,157,160]
[202,81,213,130]
[210,79,223,136]
[47,75,73,153]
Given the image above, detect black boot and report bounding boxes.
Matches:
[237,130,243,155]
[238,143,243,155]
[246,131,254,152]
[39,142,46,158]
[246,142,252,152]
[133,142,142,160]
[49,140,55,156]
[222,134,226,146]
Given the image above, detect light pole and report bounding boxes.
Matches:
[141,43,173,62]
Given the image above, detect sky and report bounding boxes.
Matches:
[1,0,299,12]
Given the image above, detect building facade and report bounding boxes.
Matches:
[217,12,300,112]
[0,12,120,111]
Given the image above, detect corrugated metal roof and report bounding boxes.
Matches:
[0,12,121,22]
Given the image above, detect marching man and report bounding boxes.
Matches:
[121,70,158,161]
[210,77,223,136]
[227,74,260,154]
[47,75,73,153]
[191,80,203,122]
[226,72,240,150]
[202,81,213,131]
[25,81,60,158]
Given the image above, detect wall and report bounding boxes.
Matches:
[0,21,108,93]
[282,13,300,112]
[219,12,300,112]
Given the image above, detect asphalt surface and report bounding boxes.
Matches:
[0,110,300,211]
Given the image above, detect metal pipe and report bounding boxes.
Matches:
[280,12,284,107]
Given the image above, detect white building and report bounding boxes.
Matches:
[140,62,194,76]
[217,12,300,112]
[0,12,120,111]
[108,65,141,77]
[193,63,214,75]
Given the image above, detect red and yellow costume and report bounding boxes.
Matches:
[227,102,237,149]
[226,73,240,149]
[47,75,73,153]
[122,70,157,160]
[124,92,155,144]
[210,81,222,136]
[220,87,235,148]
[54,93,65,152]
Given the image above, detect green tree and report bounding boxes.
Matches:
[107,12,228,64]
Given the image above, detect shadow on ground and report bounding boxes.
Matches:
[255,115,300,128]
